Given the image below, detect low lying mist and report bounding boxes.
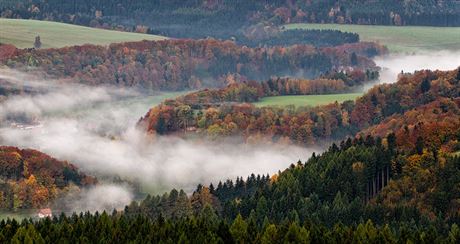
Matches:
[56,185,134,213]
[0,68,311,213]
[375,50,460,83]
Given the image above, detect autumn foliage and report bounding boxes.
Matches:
[0,44,17,62]
[140,67,460,148]
[3,39,386,91]
[0,146,96,209]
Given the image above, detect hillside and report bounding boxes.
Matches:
[1,134,459,242]
[124,134,460,227]
[0,19,166,49]
[0,146,96,210]
[2,0,460,41]
[140,68,460,146]
[2,39,385,91]
[285,23,460,53]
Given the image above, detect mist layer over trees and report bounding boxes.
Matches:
[0,69,312,212]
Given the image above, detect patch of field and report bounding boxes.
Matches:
[253,93,362,108]
[0,18,167,49]
[285,23,460,53]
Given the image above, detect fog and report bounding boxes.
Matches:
[375,51,460,83]
[0,68,311,212]
[57,184,134,213]
[4,50,456,212]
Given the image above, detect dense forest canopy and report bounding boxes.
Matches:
[0,146,96,210]
[140,68,460,147]
[2,0,460,41]
[2,39,385,91]
[123,134,460,228]
[1,1,460,242]
[0,133,459,242]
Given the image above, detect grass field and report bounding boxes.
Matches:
[0,18,167,48]
[285,23,460,53]
[253,93,362,107]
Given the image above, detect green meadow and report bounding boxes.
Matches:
[253,93,362,108]
[285,23,460,53]
[0,18,167,48]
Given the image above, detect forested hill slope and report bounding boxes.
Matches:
[140,68,460,146]
[0,135,458,242]
[2,119,459,243]
[1,40,385,91]
[0,146,96,210]
[124,134,460,229]
[2,0,460,40]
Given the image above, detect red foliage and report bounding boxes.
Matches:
[4,39,385,91]
[0,44,17,62]
[140,67,460,147]
[0,146,96,209]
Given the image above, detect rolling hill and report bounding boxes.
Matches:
[0,19,167,49]
[285,23,460,53]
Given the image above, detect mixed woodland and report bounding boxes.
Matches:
[0,146,96,210]
[1,40,385,91]
[1,68,459,242]
[1,0,460,41]
[0,132,459,242]
[1,1,460,242]
[140,68,460,147]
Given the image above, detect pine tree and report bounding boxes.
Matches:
[261,224,279,244]
[415,136,424,155]
[230,214,248,244]
[421,78,431,93]
[34,36,42,49]
[155,116,167,134]
[350,52,358,65]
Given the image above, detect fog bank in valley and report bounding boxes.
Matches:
[1,49,459,212]
[0,68,311,212]
[375,50,460,83]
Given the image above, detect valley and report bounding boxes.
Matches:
[1,1,460,242]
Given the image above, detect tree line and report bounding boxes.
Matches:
[1,69,460,242]
[140,68,460,147]
[3,39,385,92]
[0,146,96,210]
[123,134,460,228]
[1,0,460,42]
[1,134,459,242]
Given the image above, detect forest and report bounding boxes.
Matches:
[0,50,459,243]
[2,39,385,91]
[1,1,460,242]
[237,29,360,48]
[0,133,459,242]
[140,68,460,147]
[1,0,460,41]
[0,146,96,210]
[122,134,460,229]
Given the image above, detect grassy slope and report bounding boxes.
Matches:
[253,93,362,108]
[285,23,460,53]
[0,19,167,48]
